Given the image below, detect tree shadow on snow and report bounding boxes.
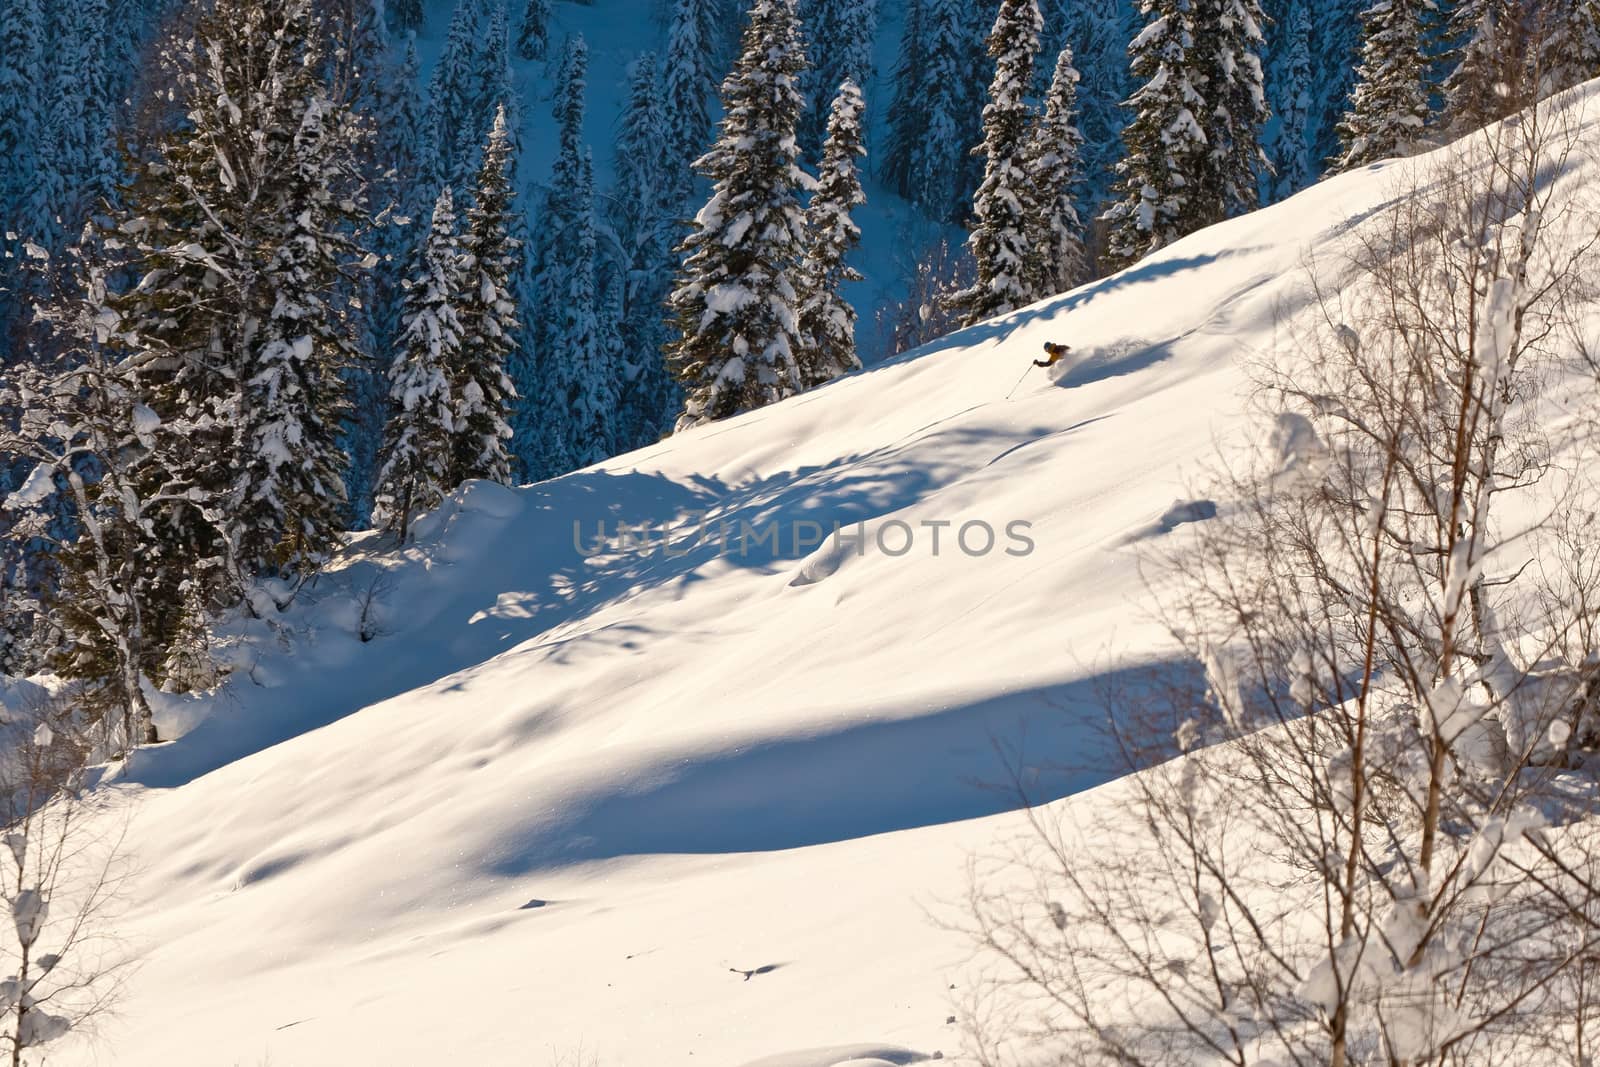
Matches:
[473,661,1202,874]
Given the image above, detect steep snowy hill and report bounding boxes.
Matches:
[58,86,1600,1066]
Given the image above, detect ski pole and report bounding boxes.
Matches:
[1004,362,1035,400]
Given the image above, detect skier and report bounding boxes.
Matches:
[1034,341,1071,368]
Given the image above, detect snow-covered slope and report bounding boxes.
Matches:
[66,87,1600,1066]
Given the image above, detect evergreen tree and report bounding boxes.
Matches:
[799,0,878,156]
[666,0,812,429]
[1538,0,1600,97]
[1270,0,1316,198]
[374,188,464,542]
[0,0,44,333]
[662,0,720,207]
[390,0,424,35]
[471,1,515,158]
[1060,0,1133,221]
[1307,0,1368,167]
[517,0,552,59]
[539,37,615,470]
[1334,0,1433,170]
[1443,0,1531,129]
[1201,0,1271,217]
[953,0,1044,326]
[797,79,867,389]
[1025,49,1088,298]
[453,107,519,486]
[610,51,680,450]
[233,92,366,574]
[112,0,367,581]
[879,0,925,199]
[908,0,983,222]
[425,0,486,189]
[1103,0,1212,268]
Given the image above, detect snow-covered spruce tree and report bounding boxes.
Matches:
[108,0,367,591]
[798,0,878,157]
[1443,0,1534,131]
[232,92,366,575]
[879,0,924,200]
[188,0,364,577]
[1333,0,1433,171]
[424,0,486,189]
[1103,0,1213,269]
[374,188,464,543]
[1024,49,1089,299]
[609,51,681,451]
[537,37,615,470]
[389,0,423,35]
[452,106,519,487]
[0,0,45,336]
[912,0,987,223]
[1198,0,1270,218]
[1309,0,1371,167]
[48,0,119,233]
[1060,0,1132,228]
[516,0,551,60]
[797,79,866,390]
[666,0,812,430]
[348,31,427,523]
[466,0,515,169]
[1537,0,1600,97]
[662,0,721,208]
[1270,0,1317,199]
[951,0,1044,326]
[969,111,1600,1067]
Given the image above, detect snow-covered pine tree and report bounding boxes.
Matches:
[452,106,519,486]
[952,0,1044,326]
[347,31,428,522]
[108,0,368,585]
[233,91,366,575]
[799,0,878,157]
[1199,0,1270,217]
[1024,49,1089,298]
[610,51,680,450]
[374,188,464,542]
[666,0,812,429]
[389,0,423,35]
[425,0,486,189]
[43,0,117,233]
[517,0,552,59]
[1103,0,1212,269]
[907,0,983,222]
[1269,0,1316,198]
[0,0,45,334]
[538,36,616,470]
[879,0,924,199]
[1311,0,1368,166]
[465,0,515,169]
[797,78,866,389]
[1333,0,1433,171]
[662,0,720,208]
[198,0,367,575]
[1443,0,1532,130]
[1061,0,1132,223]
[1537,0,1600,97]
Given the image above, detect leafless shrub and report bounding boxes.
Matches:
[0,687,132,1065]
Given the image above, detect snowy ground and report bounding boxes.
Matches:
[32,82,1598,1067]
